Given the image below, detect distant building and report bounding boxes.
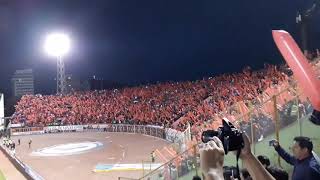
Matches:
[11,69,34,97]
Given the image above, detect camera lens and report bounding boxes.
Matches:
[201,130,219,143]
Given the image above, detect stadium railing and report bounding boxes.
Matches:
[128,142,200,180]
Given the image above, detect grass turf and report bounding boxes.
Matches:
[0,170,5,180]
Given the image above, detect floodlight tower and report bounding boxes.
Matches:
[44,33,71,94]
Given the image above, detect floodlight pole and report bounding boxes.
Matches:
[57,56,66,95]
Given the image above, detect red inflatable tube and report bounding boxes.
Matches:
[272,30,320,125]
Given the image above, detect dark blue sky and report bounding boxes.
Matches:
[0,0,319,95]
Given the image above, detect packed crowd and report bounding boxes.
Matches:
[12,63,290,131]
[173,63,290,131]
[190,58,320,142]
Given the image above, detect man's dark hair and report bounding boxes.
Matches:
[266,166,289,180]
[257,155,271,167]
[293,136,313,153]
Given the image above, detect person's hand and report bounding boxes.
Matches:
[200,136,224,180]
[270,139,280,148]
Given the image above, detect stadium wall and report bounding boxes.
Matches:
[9,124,188,144]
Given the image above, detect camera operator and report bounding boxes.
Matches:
[200,134,275,180]
[270,136,320,180]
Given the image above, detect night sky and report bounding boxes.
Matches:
[0,0,319,95]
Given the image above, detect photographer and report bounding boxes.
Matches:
[200,134,275,180]
[271,137,320,180]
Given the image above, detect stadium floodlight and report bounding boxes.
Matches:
[44,33,71,95]
[44,33,70,57]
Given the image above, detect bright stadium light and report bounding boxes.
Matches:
[44,33,71,95]
[44,33,70,57]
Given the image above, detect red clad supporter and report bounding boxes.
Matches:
[12,63,298,137]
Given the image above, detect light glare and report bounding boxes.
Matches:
[44,33,70,57]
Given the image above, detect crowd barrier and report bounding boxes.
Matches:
[11,127,44,136]
[9,124,190,145]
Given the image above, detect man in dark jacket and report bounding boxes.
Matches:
[271,136,320,180]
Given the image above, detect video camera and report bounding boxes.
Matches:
[201,118,244,154]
